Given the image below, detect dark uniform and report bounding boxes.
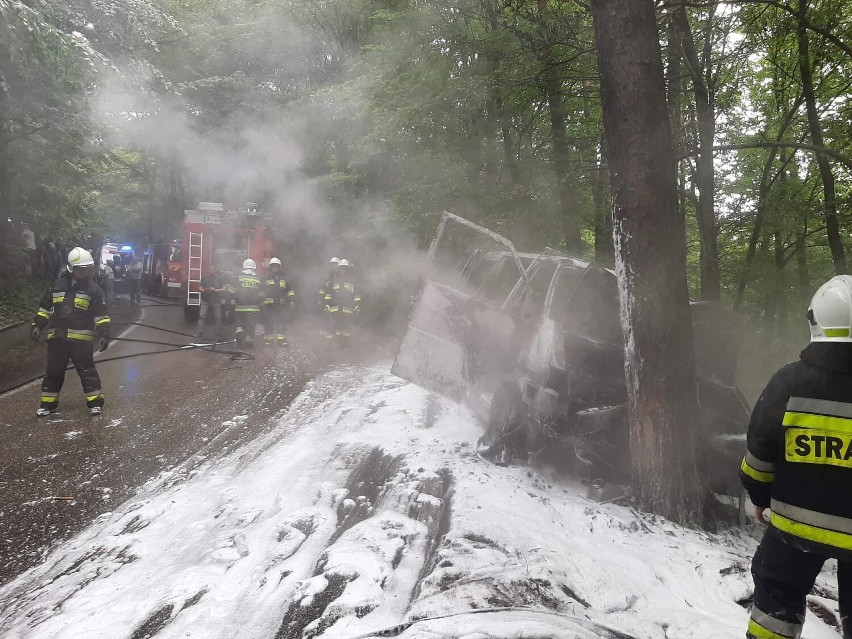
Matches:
[228,270,262,346]
[741,341,852,639]
[319,274,337,338]
[33,273,110,411]
[263,274,294,345]
[324,278,361,344]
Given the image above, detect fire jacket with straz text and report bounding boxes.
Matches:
[740,342,852,556]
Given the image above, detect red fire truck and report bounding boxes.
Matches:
[148,202,274,315]
[142,241,183,298]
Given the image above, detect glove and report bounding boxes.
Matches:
[97,337,110,352]
[289,300,295,309]
[324,305,331,313]
[30,325,42,342]
[354,305,361,315]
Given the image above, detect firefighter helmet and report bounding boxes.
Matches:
[67,247,95,272]
[242,258,257,272]
[268,257,282,267]
[338,259,351,269]
[330,257,340,265]
[808,275,852,342]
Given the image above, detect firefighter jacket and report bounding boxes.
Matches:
[228,271,263,312]
[740,342,852,556]
[319,275,336,307]
[264,274,295,308]
[325,279,361,314]
[33,274,110,342]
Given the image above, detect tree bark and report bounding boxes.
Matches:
[591,0,709,526]
[797,0,846,274]
[673,5,720,301]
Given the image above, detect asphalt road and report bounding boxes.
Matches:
[0,299,386,585]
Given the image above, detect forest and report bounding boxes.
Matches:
[1,0,851,364]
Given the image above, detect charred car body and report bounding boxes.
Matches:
[392,212,748,494]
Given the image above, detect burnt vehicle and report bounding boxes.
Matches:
[392,212,749,495]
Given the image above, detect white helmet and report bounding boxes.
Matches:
[808,275,852,342]
[67,247,94,272]
[330,257,340,265]
[268,257,282,267]
[242,258,257,271]
[338,259,351,268]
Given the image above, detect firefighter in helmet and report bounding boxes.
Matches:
[323,258,361,348]
[262,257,294,346]
[319,257,340,339]
[228,258,262,347]
[31,247,110,416]
[742,275,852,639]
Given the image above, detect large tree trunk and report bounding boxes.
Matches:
[673,6,720,301]
[544,62,583,254]
[797,0,846,274]
[591,0,709,526]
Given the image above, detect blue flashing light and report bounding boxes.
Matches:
[121,245,133,251]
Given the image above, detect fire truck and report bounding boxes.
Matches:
[142,241,183,298]
[174,202,274,316]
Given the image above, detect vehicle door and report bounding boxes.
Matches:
[392,212,531,401]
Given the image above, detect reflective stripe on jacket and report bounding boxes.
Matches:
[228,272,262,311]
[740,342,852,555]
[264,276,295,307]
[33,274,110,341]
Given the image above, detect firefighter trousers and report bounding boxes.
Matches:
[749,525,852,638]
[41,338,103,409]
[263,307,288,345]
[234,310,258,346]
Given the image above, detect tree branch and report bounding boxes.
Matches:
[679,141,852,172]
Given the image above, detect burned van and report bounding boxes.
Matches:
[392,212,749,494]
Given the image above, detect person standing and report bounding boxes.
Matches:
[228,258,262,347]
[195,263,227,340]
[741,275,852,639]
[126,252,143,305]
[319,257,340,339]
[324,258,361,349]
[99,257,115,305]
[262,257,295,347]
[31,247,110,416]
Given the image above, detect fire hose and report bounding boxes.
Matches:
[0,321,254,397]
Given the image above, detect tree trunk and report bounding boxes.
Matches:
[545,62,583,254]
[797,0,846,274]
[673,6,720,301]
[796,214,810,306]
[591,0,709,526]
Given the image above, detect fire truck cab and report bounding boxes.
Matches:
[182,202,274,316]
[142,241,183,298]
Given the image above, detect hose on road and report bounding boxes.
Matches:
[0,323,256,398]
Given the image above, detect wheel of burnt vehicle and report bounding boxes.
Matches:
[480,383,531,464]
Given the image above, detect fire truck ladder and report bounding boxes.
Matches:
[187,232,203,306]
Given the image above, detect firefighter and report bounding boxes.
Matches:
[229,258,262,347]
[31,247,110,417]
[262,257,294,346]
[319,257,340,338]
[324,258,361,348]
[741,275,852,639]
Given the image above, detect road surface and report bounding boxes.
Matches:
[0,299,382,584]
